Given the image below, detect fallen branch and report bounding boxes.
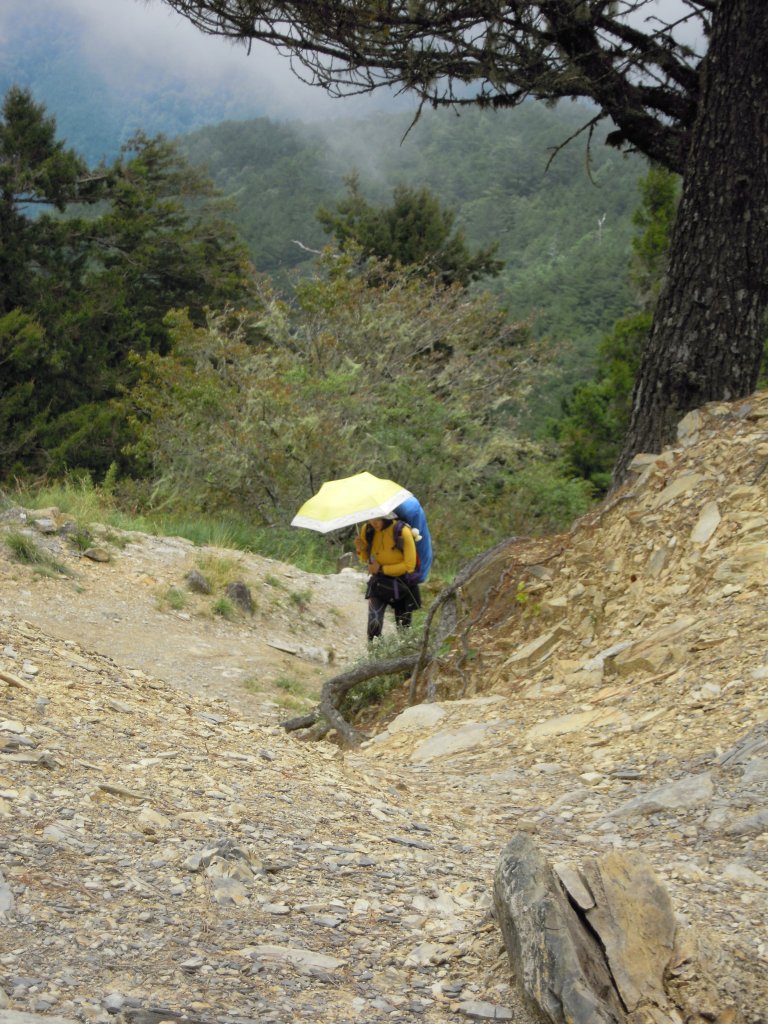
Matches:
[409,538,515,703]
[281,711,320,733]
[281,653,422,747]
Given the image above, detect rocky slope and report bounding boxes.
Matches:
[1,392,767,1024]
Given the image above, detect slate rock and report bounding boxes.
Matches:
[248,944,344,974]
[184,569,212,594]
[335,552,357,572]
[580,851,676,1012]
[83,547,110,563]
[611,773,714,818]
[385,703,446,734]
[0,869,15,914]
[718,722,768,765]
[494,831,626,1024]
[226,581,254,614]
[458,1002,514,1021]
[410,722,498,763]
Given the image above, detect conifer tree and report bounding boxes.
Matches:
[317,175,502,287]
[0,88,254,478]
[0,86,103,313]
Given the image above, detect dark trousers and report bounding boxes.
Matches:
[367,594,415,641]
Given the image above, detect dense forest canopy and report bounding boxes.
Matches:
[179,103,647,414]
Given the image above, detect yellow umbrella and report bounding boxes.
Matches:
[291,472,412,533]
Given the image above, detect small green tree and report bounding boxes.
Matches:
[0,86,255,480]
[554,167,679,491]
[317,174,503,287]
[555,312,651,493]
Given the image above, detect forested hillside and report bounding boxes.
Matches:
[0,78,652,568]
[180,103,647,405]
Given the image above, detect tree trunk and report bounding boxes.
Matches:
[614,0,768,483]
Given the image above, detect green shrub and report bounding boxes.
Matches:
[289,589,312,610]
[275,694,307,711]
[159,587,188,612]
[212,597,236,619]
[67,526,94,553]
[341,619,425,718]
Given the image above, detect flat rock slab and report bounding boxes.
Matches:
[410,721,500,762]
[611,772,714,818]
[386,703,447,733]
[581,851,676,1012]
[246,944,345,973]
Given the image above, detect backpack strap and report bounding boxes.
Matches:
[392,519,405,551]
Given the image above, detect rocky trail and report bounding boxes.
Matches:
[1,393,768,1024]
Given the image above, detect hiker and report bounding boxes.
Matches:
[355,514,421,641]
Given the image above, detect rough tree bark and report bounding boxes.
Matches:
[614,0,768,481]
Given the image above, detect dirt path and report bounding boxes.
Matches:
[3,513,371,717]
[1,454,767,1024]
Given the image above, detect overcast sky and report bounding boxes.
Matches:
[1,0,704,123]
[0,0,407,122]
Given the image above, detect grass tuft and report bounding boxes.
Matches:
[158,587,188,612]
[5,530,72,577]
[7,477,339,574]
[195,553,243,592]
[212,597,236,620]
[67,527,94,553]
[288,588,312,611]
[274,676,306,696]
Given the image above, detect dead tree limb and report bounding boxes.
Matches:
[409,538,516,704]
[280,653,422,747]
[281,711,319,733]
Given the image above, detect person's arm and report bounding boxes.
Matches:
[354,524,370,565]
